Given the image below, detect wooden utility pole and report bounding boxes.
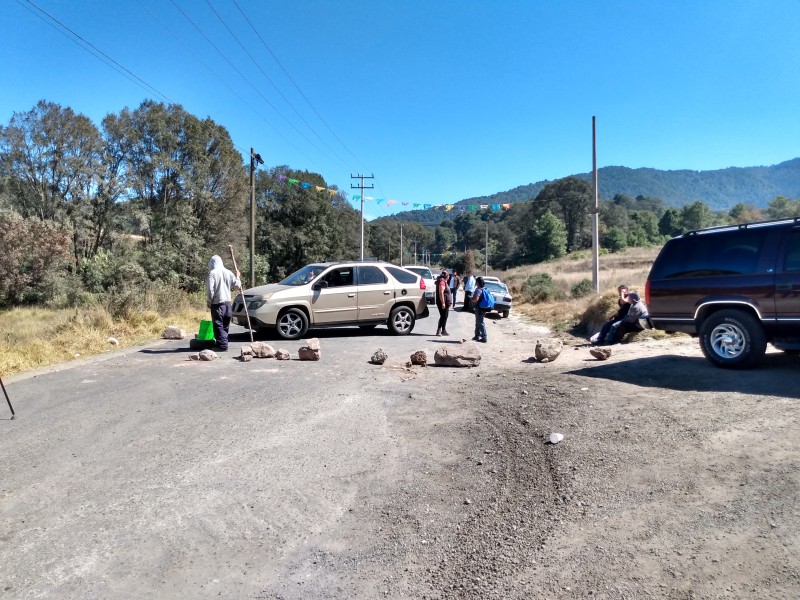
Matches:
[591,117,600,292]
[250,148,264,288]
[399,224,403,266]
[351,174,374,260]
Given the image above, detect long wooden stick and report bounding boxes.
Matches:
[228,245,254,344]
[0,376,15,419]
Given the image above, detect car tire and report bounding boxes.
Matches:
[276,308,309,340]
[698,309,767,369]
[388,305,415,335]
[502,310,509,319]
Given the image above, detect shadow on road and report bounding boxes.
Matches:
[567,352,800,399]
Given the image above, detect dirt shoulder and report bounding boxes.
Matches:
[1,310,798,599]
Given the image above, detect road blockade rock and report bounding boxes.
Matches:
[590,347,612,360]
[240,346,253,362]
[250,341,276,358]
[534,338,563,362]
[275,348,291,360]
[198,349,217,361]
[371,349,388,365]
[298,338,321,361]
[434,342,481,367]
[161,325,186,339]
[410,350,428,366]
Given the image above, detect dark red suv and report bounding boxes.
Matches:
[646,217,800,368]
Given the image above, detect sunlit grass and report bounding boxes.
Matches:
[0,305,207,377]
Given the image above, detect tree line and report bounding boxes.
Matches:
[1,99,798,310]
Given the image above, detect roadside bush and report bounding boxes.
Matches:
[571,278,594,298]
[521,273,562,304]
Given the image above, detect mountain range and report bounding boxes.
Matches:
[391,158,800,226]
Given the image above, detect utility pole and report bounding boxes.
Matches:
[250,148,264,288]
[591,117,600,293]
[413,241,418,265]
[351,173,374,260]
[399,224,403,266]
[484,221,489,275]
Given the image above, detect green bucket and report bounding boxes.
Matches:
[197,320,215,341]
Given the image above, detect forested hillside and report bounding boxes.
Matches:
[397,159,800,227]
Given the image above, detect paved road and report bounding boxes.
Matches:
[0,305,521,599]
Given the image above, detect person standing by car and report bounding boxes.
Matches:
[471,276,488,343]
[463,270,476,312]
[435,270,452,336]
[449,270,461,308]
[206,255,241,351]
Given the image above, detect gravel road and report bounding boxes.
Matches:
[1,306,799,599]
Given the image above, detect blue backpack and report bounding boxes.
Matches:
[479,288,495,309]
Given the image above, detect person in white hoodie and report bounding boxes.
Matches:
[206,255,241,351]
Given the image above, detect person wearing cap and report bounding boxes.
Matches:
[592,284,630,345]
[603,289,648,344]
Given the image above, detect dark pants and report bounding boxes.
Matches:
[463,293,473,312]
[450,288,458,306]
[437,303,449,333]
[211,302,232,349]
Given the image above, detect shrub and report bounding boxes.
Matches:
[521,273,561,304]
[571,278,594,298]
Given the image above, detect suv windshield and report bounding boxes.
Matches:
[280,265,326,286]
[407,267,433,279]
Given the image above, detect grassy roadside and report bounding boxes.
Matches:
[1,247,668,377]
[0,305,207,377]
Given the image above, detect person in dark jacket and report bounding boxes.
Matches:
[593,284,629,345]
[604,290,648,344]
[435,270,452,336]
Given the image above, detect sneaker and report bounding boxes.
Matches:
[479,339,488,343]
[442,330,449,336]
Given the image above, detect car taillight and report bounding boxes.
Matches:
[420,279,426,290]
[645,280,650,305]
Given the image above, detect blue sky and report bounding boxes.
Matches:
[3,1,799,220]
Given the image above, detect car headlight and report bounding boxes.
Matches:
[248,293,273,310]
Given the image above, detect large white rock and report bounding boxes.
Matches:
[161,325,186,340]
[434,342,481,367]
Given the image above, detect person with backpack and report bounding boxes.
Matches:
[435,270,452,336]
[471,276,493,343]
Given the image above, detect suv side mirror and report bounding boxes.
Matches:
[313,281,328,290]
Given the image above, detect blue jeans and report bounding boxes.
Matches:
[474,307,487,341]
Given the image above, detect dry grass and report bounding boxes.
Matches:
[0,305,207,377]
[489,246,662,334]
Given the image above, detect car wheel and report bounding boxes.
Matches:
[502,310,509,319]
[276,308,309,340]
[698,309,766,369]
[388,305,415,335]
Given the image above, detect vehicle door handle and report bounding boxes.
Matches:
[348,293,356,298]
[384,291,391,295]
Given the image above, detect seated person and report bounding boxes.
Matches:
[604,290,648,344]
[593,284,629,345]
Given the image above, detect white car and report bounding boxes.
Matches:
[404,266,436,304]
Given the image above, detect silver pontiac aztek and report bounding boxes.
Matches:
[232,261,430,340]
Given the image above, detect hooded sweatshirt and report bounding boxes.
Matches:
[206,255,241,305]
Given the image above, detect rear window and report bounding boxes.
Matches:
[386,266,418,284]
[357,265,388,285]
[650,229,768,279]
[407,267,433,279]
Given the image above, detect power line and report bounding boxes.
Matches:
[204,0,354,173]
[168,0,344,171]
[231,0,368,172]
[17,0,172,104]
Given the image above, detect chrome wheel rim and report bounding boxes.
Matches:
[393,310,412,333]
[279,313,303,337]
[710,323,745,358]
